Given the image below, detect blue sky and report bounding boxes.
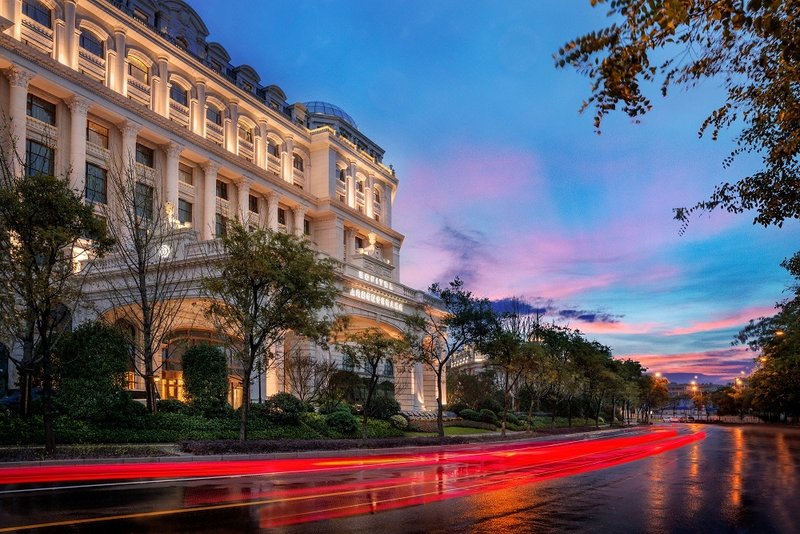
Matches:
[191,0,800,383]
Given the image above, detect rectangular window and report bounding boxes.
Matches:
[86,120,109,148]
[238,125,253,143]
[206,106,222,125]
[216,180,228,200]
[79,31,103,57]
[277,208,286,226]
[135,143,154,168]
[85,163,107,204]
[292,155,304,171]
[22,0,51,27]
[178,198,192,226]
[169,84,188,106]
[303,218,310,236]
[215,213,228,237]
[25,139,54,176]
[26,94,56,125]
[178,163,193,186]
[355,236,364,250]
[134,182,154,220]
[268,142,280,158]
[356,181,364,193]
[249,194,259,214]
[128,60,148,84]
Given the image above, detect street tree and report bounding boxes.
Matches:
[403,278,496,437]
[202,220,339,440]
[337,328,408,439]
[558,0,800,229]
[0,158,112,453]
[96,155,188,413]
[285,348,339,405]
[182,343,230,417]
[639,374,669,423]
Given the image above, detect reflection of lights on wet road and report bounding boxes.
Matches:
[0,428,705,532]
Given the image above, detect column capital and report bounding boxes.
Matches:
[5,66,34,89]
[113,27,127,36]
[292,205,306,217]
[67,95,91,115]
[202,160,219,175]
[118,120,141,138]
[234,176,252,187]
[263,189,277,200]
[163,141,184,158]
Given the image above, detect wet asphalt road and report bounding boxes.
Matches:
[1,424,798,533]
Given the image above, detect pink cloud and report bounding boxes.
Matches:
[665,306,777,336]
[578,320,661,336]
[623,346,755,381]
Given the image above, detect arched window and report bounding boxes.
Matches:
[206,104,222,125]
[22,0,51,28]
[373,188,381,206]
[268,141,280,158]
[175,36,188,50]
[79,29,104,57]
[383,360,394,378]
[128,56,148,84]
[238,123,253,143]
[292,154,304,172]
[169,83,188,106]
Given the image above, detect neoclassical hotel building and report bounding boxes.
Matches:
[0,0,440,410]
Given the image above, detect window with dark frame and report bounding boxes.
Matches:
[216,180,228,200]
[26,94,56,125]
[178,198,192,226]
[292,154,304,171]
[178,163,193,186]
[86,120,109,148]
[215,213,228,237]
[268,142,280,158]
[25,139,54,177]
[22,0,51,27]
[303,218,310,236]
[79,30,104,57]
[85,162,107,204]
[169,83,188,106]
[249,194,259,214]
[134,182,154,220]
[135,143,154,167]
[128,57,148,84]
[206,106,222,125]
[277,208,286,226]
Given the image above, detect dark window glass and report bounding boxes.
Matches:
[178,198,192,225]
[79,30,104,57]
[303,219,310,235]
[132,8,149,25]
[356,180,364,193]
[169,84,188,106]
[215,214,227,237]
[292,154,304,171]
[175,36,188,50]
[338,169,346,183]
[238,125,253,142]
[355,236,364,250]
[22,0,51,27]
[26,94,56,125]
[25,139,54,176]
[249,194,259,213]
[268,142,280,157]
[85,163,107,204]
[128,58,148,83]
[135,143,154,167]
[178,164,193,186]
[206,106,222,125]
[277,208,286,226]
[134,182,154,220]
[86,120,109,148]
[216,180,228,200]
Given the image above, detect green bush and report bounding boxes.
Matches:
[365,396,400,420]
[504,412,520,425]
[446,402,469,415]
[182,344,230,418]
[263,393,305,424]
[325,409,359,436]
[478,409,498,425]
[157,399,188,414]
[389,414,408,430]
[460,408,480,422]
[365,419,405,438]
[478,397,503,414]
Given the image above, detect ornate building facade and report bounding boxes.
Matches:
[0,0,440,410]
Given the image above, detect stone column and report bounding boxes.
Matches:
[113,28,126,95]
[67,95,91,194]
[292,205,306,237]
[118,120,140,176]
[193,80,206,137]
[347,161,357,207]
[163,141,182,225]
[413,362,425,410]
[255,119,267,169]
[281,136,294,183]
[265,190,278,231]
[385,186,393,226]
[201,161,218,240]
[236,178,250,223]
[5,66,33,177]
[344,227,355,261]
[225,100,238,154]
[365,173,374,218]
[156,56,169,117]
[9,0,21,40]
[62,0,77,68]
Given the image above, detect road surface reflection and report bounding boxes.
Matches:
[0,427,703,531]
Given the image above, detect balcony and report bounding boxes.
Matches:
[78,50,106,83]
[20,17,53,55]
[135,162,156,184]
[26,116,57,140]
[267,154,280,174]
[127,78,151,107]
[206,121,223,146]
[238,138,254,162]
[86,140,110,162]
[292,168,305,189]
[169,100,190,128]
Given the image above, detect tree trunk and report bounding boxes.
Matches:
[501,370,508,437]
[18,369,33,417]
[41,338,55,455]
[436,367,444,439]
[240,370,251,441]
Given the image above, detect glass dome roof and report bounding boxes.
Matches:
[304,101,357,129]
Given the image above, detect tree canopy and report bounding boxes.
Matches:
[558,0,800,229]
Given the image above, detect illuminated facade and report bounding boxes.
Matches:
[0,0,439,410]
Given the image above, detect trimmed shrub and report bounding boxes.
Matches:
[446,402,469,415]
[325,409,359,436]
[365,396,400,420]
[264,393,305,425]
[504,412,520,425]
[460,408,481,422]
[157,399,188,414]
[182,344,230,418]
[478,397,503,414]
[389,414,408,430]
[479,409,498,425]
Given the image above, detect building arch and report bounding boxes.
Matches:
[77,18,110,43]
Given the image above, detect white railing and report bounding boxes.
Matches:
[26,116,57,140]
[238,138,254,162]
[292,168,305,188]
[169,100,190,128]
[86,141,110,162]
[127,78,151,107]
[206,121,223,146]
[135,162,156,184]
[21,17,53,55]
[215,197,229,217]
[267,154,280,174]
[78,50,106,83]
